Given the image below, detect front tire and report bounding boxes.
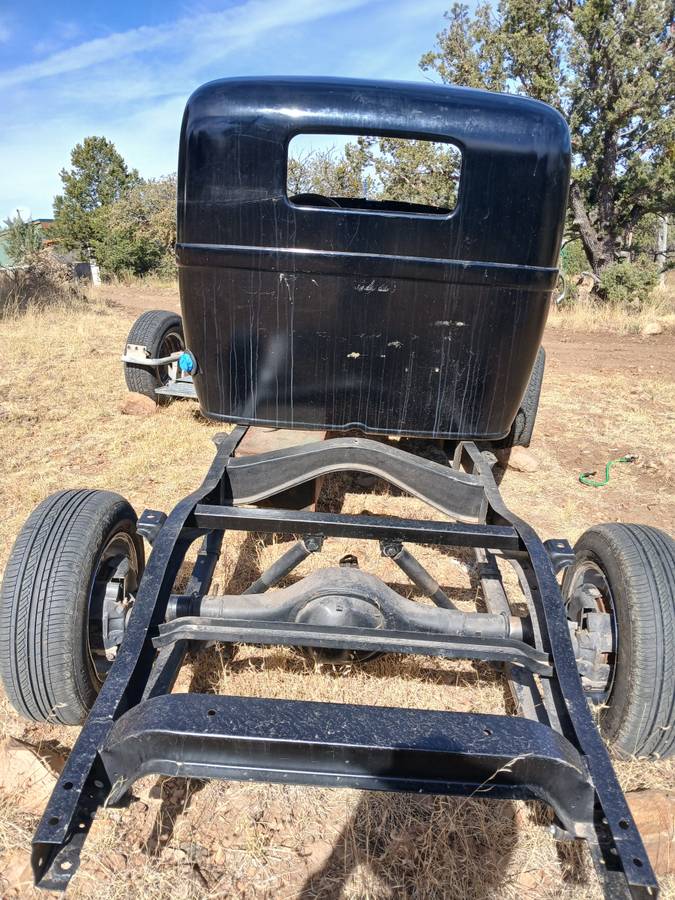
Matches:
[123,309,184,402]
[563,523,675,758]
[0,490,144,725]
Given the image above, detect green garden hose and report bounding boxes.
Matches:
[579,454,637,487]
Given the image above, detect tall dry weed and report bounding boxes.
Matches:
[0,251,87,318]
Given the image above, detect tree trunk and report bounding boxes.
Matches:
[569,182,614,275]
[656,215,669,286]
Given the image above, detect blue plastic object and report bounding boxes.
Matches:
[178,351,196,375]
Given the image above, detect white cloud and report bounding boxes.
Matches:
[0,0,369,90]
[0,0,448,216]
[0,15,11,43]
[32,21,84,58]
[56,20,83,42]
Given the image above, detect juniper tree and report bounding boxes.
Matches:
[420,1,675,275]
[2,212,43,265]
[53,136,139,254]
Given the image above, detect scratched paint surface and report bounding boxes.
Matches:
[180,266,550,438]
[176,77,570,439]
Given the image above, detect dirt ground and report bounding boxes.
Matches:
[0,283,673,899]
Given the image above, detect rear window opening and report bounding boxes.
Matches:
[287,133,461,216]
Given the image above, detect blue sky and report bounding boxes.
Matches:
[0,0,453,220]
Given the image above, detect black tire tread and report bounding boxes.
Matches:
[495,347,545,448]
[123,309,183,400]
[513,346,545,447]
[572,523,675,758]
[0,489,140,725]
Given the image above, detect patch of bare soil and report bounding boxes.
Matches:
[527,330,675,538]
[0,295,673,899]
[99,281,181,316]
[547,329,675,380]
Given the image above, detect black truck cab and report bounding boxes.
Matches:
[177,76,570,439]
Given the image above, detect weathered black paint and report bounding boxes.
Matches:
[177,77,570,437]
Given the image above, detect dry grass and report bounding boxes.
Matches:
[498,348,675,545]
[0,292,674,898]
[106,271,179,293]
[549,283,675,334]
[0,253,87,319]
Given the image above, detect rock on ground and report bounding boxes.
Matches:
[512,866,557,895]
[642,321,663,336]
[119,392,157,416]
[496,446,540,473]
[626,789,675,876]
[0,736,65,815]
[0,848,33,897]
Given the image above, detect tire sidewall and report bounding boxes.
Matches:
[566,532,637,749]
[149,320,183,361]
[149,320,184,394]
[0,491,146,726]
[70,512,143,719]
[124,311,184,400]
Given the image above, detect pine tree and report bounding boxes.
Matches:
[52,136,140,254]
[420,1,675,274]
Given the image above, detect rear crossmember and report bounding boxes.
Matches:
[30,428,657,898]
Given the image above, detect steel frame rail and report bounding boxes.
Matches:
[29,428,658,898]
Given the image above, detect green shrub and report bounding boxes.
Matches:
[1,213,43,266]
[598,259,659,305]
[560,240,588,279]
[93,176,176,278]
[153,250,177,280]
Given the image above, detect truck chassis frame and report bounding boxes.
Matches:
[31,427,657,897]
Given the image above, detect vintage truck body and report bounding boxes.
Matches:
[177,77,569,438]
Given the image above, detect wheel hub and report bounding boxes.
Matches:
[88,532,140,681]
[160,331,184,384]
[565,561,617,702]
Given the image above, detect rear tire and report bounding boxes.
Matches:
[563,523,675,758]
[496,347,545,448]
[0,490,144,725]
[123,309,184,402]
